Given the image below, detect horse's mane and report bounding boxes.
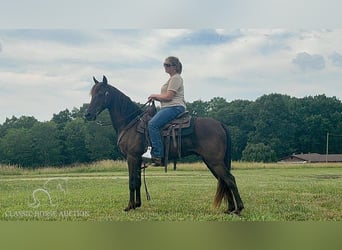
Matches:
[113,86,142,123]
[91,82,142,124]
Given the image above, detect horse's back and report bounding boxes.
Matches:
[190,117,227,158]
[194,117,226,137]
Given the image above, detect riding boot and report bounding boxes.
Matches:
[151,157,164,167]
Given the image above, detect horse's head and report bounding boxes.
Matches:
[85,75,111,121]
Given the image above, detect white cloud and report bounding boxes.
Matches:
[1,29,342,123]
[329,52,342,67]
[292,52,325,71]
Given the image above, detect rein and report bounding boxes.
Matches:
[116,100,153,145]
[95,100,152,127]
[142,163,151,201]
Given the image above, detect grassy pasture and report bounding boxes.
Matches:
[0,161,341,221]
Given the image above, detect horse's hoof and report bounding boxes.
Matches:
[232,209,243,216]
[225,207,236,213]
[232,210,241,216]
[225,209,241,216]
[224,210,234,215]
[124,205,135,212]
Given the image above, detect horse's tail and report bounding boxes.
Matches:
[221,123,232,170]
[213,179,229,208]
[213,123,232,208]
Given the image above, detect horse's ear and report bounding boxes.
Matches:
[103,75,108,85]
[93,76,99,84]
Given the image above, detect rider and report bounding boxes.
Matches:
[147,56,186,166]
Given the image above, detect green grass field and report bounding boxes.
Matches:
[1,161,341,221]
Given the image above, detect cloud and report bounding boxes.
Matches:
[167,29,243,47]
[2,0,342,29]
[259,30,295,55]
[292,52,325,71]
[1,29,342,123]
[329,52,342,67]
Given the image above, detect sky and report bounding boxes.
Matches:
[0,1,342,123]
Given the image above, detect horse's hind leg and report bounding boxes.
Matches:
[208,162,244,215]
[225,185,236,213]
[204,160,236,213]
[216,178,236,213]
[224,171,244,215]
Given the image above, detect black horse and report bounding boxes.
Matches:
[85,76,244,215]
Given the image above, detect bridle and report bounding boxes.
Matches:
[116,100,154,147]
[95,99,153,127]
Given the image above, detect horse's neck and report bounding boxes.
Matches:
[107,88,141,132]
[108,107,125,132]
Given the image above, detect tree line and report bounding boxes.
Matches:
[0,93,341,167]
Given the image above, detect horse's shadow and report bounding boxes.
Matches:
[28,178,68,208]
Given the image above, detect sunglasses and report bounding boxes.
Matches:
[163,63,175,67]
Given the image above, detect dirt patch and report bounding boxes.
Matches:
[309,174,342,180]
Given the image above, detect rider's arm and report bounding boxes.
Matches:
[148,90,175,102]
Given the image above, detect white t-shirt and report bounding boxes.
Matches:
[160,74,186,108]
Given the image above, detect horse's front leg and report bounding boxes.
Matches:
[124,155,142,212]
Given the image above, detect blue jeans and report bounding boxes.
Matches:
[148,105,185,158]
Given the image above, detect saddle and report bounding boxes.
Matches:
[161,112,192,164]
[136,108,194,168]
[161,111,191,137]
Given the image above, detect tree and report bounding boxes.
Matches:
[241,143,277,162]
[207,97,228,120]
[248,94,296,158]
[30,122,62,166]
[228,126,248,160]
[71,105,88,119]
[1,93,342,166]
[0,128,34,167]
[51,109,72,130]
[329,112,342,153]
[0,116,37,137]
[85,110,120,161]
[293,95,342,154]
[62,118,89,164]
[186,100,209,117]
[0,116,38,167]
